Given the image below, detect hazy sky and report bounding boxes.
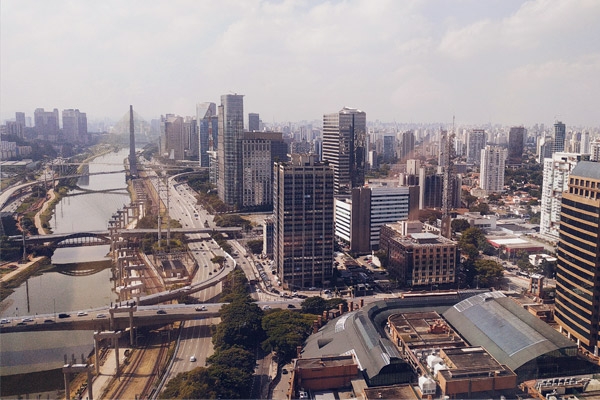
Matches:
[2,0,599,127]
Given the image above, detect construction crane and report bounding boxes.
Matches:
[440,116,456,239]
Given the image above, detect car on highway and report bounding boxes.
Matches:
[0,318,9,324]
[22,317,34,322]
[77,311,88,317]
[190,355,197,362]
[156,309,167,314]
[195,306,207,311]
[287,304,296,308]
[96,313,107,319]
[58,313,70,319]
[262,305,271,310]
[44,319,55,324]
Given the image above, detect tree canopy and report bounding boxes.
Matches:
[261,309,315,362]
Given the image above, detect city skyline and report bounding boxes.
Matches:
[2,0,600,127]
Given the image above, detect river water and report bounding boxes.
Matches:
[0,149,131,377]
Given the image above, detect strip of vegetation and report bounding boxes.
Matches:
[160,268,316,399]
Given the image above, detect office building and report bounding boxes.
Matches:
[555,161,600,353]
[62,109,88,144]
[217,94,245,207]
[399,130,415,163]
[322,107,367,194]
[466,129,486,164]
[34,108,60,141]
[553,121,566,154]
[160,114,185,160]
[540,152,588,238]
[273,154,334,289]
[183,116,198,159]
[379,228,457,288]
[197,102,217,167]
[382,135,396,163]
[479,145,507,193]
[508,126,526,166]
[334,185,417,254]
[248,112,260,132]
[241,131,287,209]
[406,159,420,175]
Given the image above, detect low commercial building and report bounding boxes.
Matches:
[486,236,544,258]
[379,227,458,288]
[293,355,358,393]
[443,291,582,381]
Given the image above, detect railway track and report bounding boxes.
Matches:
[106,331,170,400]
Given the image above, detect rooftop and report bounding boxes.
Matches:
[570,161,600,180]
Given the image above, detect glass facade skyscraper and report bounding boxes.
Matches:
[217,94,244,207]
[322,107,366,195]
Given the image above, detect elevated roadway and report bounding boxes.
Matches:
[0,300,302,334]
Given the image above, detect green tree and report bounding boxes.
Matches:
[213,298,265,351]
[207,345,255,373]
[246,239,263,254]
[261,309,314,362]
[458,227,489,259]
[301,296,328,315]
[451,219,471,234]
[159,367,216,399]
[473,259,504,287]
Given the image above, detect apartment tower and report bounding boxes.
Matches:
[539,152,588,239]
[479,145,507,194]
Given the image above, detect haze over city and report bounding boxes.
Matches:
[2,0,600,127]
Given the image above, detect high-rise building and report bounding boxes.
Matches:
[540,152,588,239]
[479,145,507,193]
[241,131,288,209]
[62,109,88,143]
[5,112,26,139]
[591,141,600,162]
[466,129,486,164]
[183,116,198,159]
[507,126,526,165]
[248,113,260,132]
[217,94,244,207]
[399,130,415,162]
[322,107,366,194]
[273,154,334,289]
[382,135,396,163]
[553,121,566,154]
[34,108,59,141]
[197,102,217,167]
[334,184,417,253]
[160,114,185,160]
[555,161,600,353]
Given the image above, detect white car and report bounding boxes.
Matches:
[263,305,271,310]
[96,313,107,319]
[77,311,88,317]
[190,355,197,362]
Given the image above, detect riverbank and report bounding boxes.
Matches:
[0,256,49,305]
[34,188,56,235]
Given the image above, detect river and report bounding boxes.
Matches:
[0,149,131,378]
